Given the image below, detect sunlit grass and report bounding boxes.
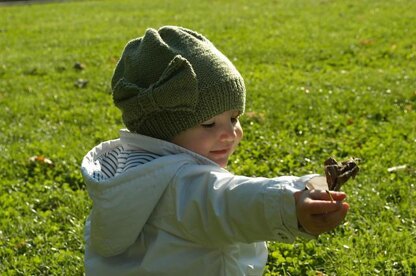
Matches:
[1,0,415,274]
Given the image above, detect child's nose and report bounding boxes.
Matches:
[220,122,237,141]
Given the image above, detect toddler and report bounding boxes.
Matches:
[81,26,349,276]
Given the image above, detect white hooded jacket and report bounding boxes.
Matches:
[81,130,315,275]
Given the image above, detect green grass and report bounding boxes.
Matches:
[1,0,415,275]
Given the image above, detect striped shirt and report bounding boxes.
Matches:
[92,146,160,181]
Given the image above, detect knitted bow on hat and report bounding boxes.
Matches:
[113,55,199,133]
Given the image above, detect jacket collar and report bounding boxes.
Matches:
[119,129,220,167]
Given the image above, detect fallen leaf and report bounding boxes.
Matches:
[74,79,88,88]
[29,155,54,167]
[73,62,86,70]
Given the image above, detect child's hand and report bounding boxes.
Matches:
[294,189,349,235]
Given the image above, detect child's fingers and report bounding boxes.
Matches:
[308,189,347,202]
[316,202,349,227]
[296,190,348,215]
[328,191,347,201]
[307,200,345,215]
[305,203,349,234]
[296,190,350,235]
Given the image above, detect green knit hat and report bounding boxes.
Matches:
[111,26,246,141]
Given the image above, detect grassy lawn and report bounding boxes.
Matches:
[1,0,415,274]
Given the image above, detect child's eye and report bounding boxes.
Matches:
[201,122,215,128]
[231,116,240,125]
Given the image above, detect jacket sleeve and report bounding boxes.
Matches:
[149,164,316,246]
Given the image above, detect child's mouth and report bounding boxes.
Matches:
[210,149,229,155]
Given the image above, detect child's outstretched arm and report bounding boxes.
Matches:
[294,189,349,235]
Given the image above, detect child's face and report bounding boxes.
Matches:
[172,110,243,168]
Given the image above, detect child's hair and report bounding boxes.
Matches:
[111,26,246,141]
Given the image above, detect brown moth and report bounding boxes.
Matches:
[324,157,360,191]
[306,157,360,192]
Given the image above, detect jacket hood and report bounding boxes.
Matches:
[81,130,217,257]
